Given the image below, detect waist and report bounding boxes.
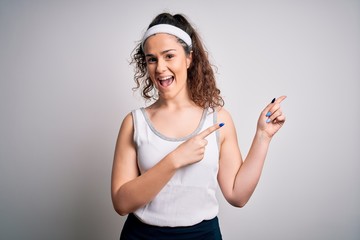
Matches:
[121,213,222,239]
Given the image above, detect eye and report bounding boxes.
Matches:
[165,54,174,60]
[146,57,157,64]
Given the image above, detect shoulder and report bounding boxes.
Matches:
[123,112,133,124]
[119,111,135,135]
[121,108,143,126]
[215,107,238,143]
[216,107,234,124]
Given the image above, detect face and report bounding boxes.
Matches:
[143,33,192,100]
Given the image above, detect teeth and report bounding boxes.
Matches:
[158,76,173,81]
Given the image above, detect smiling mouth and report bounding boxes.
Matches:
[158,76,174,87]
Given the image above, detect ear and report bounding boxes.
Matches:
[186,51,193,69]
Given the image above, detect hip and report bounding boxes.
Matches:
[120,213,222,240]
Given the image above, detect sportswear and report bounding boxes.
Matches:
[131,107,220,227]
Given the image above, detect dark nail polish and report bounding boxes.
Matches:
[219,123,225,127]
[271,98,276,103]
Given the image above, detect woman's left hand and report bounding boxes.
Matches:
[257,96,287,139]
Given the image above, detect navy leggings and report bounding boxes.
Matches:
[120,213,223,240]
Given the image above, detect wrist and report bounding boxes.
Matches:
[165,151,182,170]
[255,130,272,143]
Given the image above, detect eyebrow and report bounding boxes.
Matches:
[145,49,176,57]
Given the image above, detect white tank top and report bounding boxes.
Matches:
[132,107,220,227]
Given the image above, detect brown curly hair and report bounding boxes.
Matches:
[130,13,224,109]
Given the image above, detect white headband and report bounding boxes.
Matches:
[141,24,192,50]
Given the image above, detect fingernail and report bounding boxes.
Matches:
[266,111,271,117]
[219,123,225,127]
[266,118,271,123]
[271,98,276,103]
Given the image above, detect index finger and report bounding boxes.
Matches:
[265,95,287,112]
[275,95,287,104]
[197,123,224,139]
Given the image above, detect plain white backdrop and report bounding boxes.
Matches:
[0,0,359,239]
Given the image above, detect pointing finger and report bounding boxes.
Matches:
[267,96,287,108]
[275,95,287,104]
[265,95,287,116]
[197,123,225,139]
[264,96,287,123]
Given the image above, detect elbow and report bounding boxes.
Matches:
[115,208,129,216]
[113,204,131,216]
[112,197,141,216]
[112,190,133,216]
[112,196,131,216]
[228,197,249,208]
[231,201,247,208]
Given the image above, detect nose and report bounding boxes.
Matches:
[156,58,166,73]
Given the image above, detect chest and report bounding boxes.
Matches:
[145,109,204,139]
[133,108,219,177]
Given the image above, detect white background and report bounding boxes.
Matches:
[0,0,359,239]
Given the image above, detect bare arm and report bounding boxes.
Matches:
[217,96,286,207]
[111,112,223,215]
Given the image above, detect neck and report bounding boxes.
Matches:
[152,88,197,109]
[152,98,197,110]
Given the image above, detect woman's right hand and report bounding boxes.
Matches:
[170,123,224,168]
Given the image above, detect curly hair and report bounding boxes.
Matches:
[130,13,224,109]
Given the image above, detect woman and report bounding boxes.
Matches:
[111,12,286,239]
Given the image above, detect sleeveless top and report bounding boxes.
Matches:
[131,108,220,227]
